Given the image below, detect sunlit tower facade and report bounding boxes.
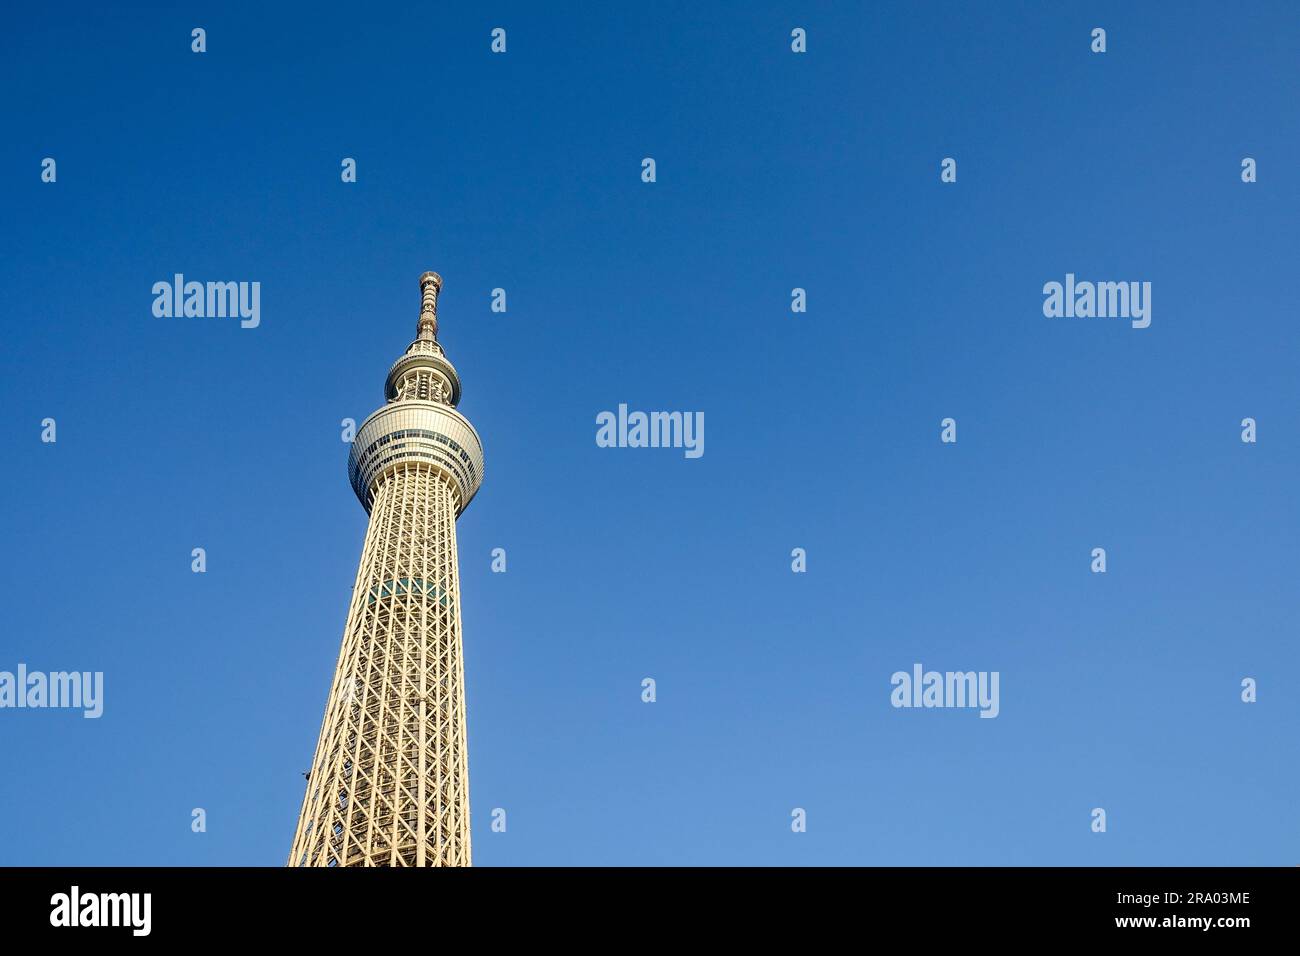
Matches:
[289,272,485,867]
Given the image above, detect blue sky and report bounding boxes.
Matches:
[1,2,1296,865]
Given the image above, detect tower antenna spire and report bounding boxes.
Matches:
[417,271,442,341]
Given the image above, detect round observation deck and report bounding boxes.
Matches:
[347,401,484,514]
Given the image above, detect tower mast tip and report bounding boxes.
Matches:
[417,271,443,340]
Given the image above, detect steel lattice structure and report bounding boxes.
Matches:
[289,272,485,867]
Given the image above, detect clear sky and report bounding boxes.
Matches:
[1,2,1296,866]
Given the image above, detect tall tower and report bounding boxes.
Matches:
[289,272,484,867]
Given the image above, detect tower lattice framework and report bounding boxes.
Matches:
[289,271,485,867]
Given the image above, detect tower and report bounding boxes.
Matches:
[289,272,485,867]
